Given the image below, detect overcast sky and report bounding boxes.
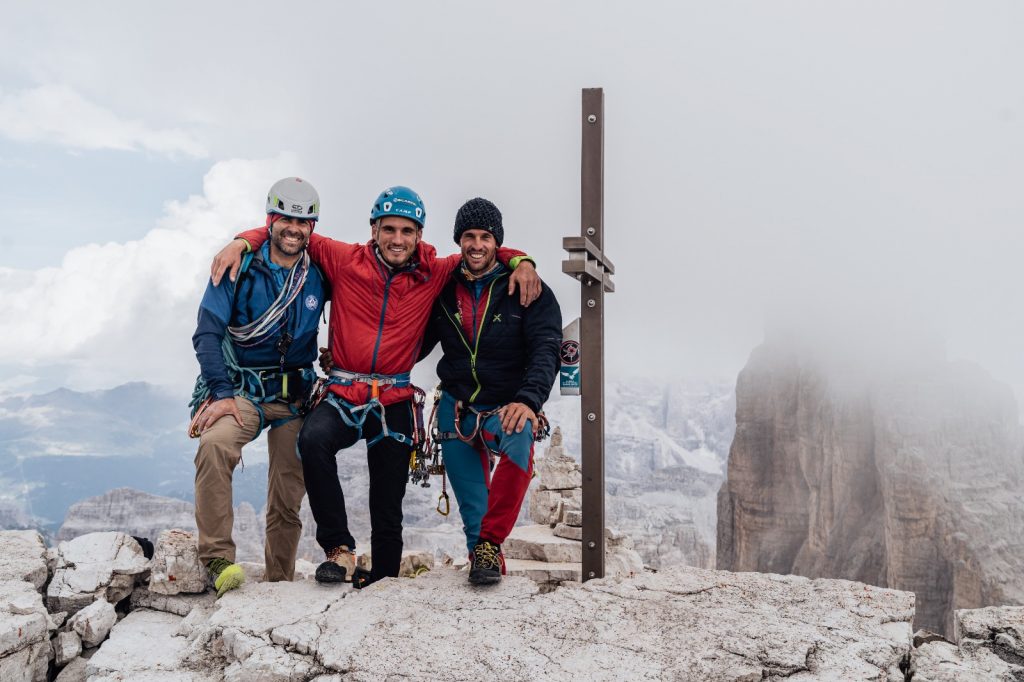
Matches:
[1,1,1022,407]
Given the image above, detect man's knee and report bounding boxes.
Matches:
[194,438,241,472]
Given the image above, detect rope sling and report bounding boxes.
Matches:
[188,251,313,438]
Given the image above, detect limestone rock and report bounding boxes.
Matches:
[553,523,582,541]
[0,640,49,682]
[47,531,150,614]
[536,450,582,490]
[149,528,206,595]
[955,605,1024,664]
[63,563,925,679]
[910,639,1024,681]
[53,656,88,682]
[528,488,582,527]
[0,580,50,660]
[68,597,117,647]
[52,630,82,667]
[400,550,434,576]
[352,550,436,578]
[308,566,914,680]
[505,559,581,583]
[563,510,582,526]
[505,524,582,563]
[718,343,1024,636]
[606,545,644,580]
[0,531,48,590]
[85,609,214,680]
[131,585,215,617]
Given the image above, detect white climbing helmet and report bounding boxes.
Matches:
[266,177,320,220]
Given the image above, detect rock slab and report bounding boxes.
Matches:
[149,528,207,595]
[0,531,48,590]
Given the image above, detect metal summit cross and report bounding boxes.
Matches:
[562,88,615,581]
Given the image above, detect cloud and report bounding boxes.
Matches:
[0,84,207,158]
[0,155,301,390]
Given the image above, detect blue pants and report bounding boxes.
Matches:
[437,391,535,555]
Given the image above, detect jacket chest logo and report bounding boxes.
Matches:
[492,313,502,323]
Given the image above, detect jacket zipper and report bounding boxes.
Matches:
[442,278,499,401]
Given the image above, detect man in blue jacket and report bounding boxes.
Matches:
[190,177,326,596]
[421,198,562,585]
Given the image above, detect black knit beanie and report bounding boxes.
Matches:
[453,198,504,246]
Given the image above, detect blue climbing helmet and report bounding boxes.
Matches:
[369,186,426,228]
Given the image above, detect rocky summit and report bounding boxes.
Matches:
[4,529,1024,680]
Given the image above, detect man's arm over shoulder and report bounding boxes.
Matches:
[515,283,562,413]
[417,298,444,363]
[192,280,236,400]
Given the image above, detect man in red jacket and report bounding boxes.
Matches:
[211,186,538,586]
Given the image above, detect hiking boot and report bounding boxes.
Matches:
[469,540,503,585]
[207,558,245,598]
[315,545,356,584]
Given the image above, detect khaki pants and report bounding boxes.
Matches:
[194,397,305,581]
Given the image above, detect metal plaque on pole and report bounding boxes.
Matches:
[562,87,614,581]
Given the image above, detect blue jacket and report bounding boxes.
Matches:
[192,242,326,401]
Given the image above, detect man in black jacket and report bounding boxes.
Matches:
[421,198,562,585]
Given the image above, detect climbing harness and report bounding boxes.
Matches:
[319,368,417,448]
[419,389,552,503]
[188,250,316,438]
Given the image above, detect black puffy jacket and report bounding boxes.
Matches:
[421,266,562,412]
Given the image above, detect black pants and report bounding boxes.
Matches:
[298,398,412,581]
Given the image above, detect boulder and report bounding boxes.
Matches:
[68,597,117,648]
[553,523,582,541]
[53,656,88,682]
[0,580,50,680]
[955,605,1024,664]
[148,529,206,595]
[910,639,1023,681]
[52,630,82,667]
[0,531,48,590]
[0,640,49,682]
[47,532,150,614]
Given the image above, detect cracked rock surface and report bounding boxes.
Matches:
[173,565,914,681]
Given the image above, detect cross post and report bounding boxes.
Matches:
[562,88,614,581]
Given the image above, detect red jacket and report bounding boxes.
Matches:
[236,228,525,407]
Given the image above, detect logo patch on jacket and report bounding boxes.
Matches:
[305,295,319,311]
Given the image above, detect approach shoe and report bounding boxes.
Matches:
[315,545,356,584]
[207,558,245,598]
[469,540,504,585]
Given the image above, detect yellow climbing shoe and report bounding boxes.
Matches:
[208,558,245,597]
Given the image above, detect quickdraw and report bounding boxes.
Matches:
[410,386,450,516]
